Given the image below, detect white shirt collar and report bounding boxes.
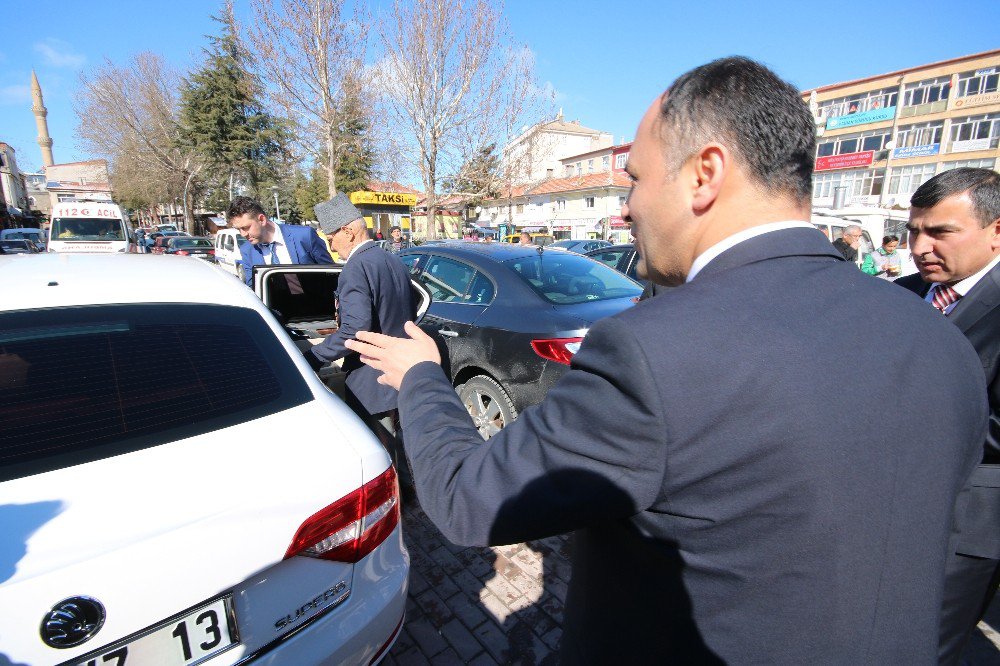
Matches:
[345,239,373,262]
[263,223,292,264]
[686,221,816,283]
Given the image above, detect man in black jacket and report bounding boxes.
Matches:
[831,224,863,262]
[895,168,1000,664]
[347,58,986,663]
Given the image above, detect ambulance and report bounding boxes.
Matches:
[47,200,136,253]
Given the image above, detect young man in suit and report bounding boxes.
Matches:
[895,168,1000,665]
[226,196,333,286]
[346,58,987,662]
[304,193,415,456]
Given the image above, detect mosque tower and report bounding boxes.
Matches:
[31,70,55,167]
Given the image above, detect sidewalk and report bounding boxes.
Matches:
[388,498,1000,665]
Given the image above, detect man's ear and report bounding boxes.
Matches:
[990,217,1000,252]
[691,143,727,212]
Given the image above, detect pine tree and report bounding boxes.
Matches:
[178,1,286,206]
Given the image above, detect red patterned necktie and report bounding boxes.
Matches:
[931,284,960,314]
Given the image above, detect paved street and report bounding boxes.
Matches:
[389,497,1000,665]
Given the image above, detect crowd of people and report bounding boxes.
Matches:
[223,56,999,664]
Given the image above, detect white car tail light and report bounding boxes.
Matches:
[284,466,400,563]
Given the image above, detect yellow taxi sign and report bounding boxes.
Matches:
[349,191,417,206]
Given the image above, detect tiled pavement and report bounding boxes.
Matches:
[387,498,1000,665]
[386,500,571,665]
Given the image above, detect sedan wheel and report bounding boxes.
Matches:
[458,376,517,440]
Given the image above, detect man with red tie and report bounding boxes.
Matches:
[896,167,1000,664]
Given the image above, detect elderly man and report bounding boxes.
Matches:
[832,224,864,262]
[226,196,332,285]
[346,57,985,663]
[305,193,415,452]
[895,168,1000,665]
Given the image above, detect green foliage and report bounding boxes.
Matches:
[178,2,286,203]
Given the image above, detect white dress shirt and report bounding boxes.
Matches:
[262,224,293,265]
[687,221,817,283]
[925,252,1000,315]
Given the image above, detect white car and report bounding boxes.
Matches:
[213,229,250,280]
[0,254,420,665]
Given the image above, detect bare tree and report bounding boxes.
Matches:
[376,0,548,239]
[76,52,203,232]
[247,0,372,199]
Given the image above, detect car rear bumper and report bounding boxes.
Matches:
[233,523,409,665]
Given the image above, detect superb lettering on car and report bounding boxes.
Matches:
[273,581,348,630]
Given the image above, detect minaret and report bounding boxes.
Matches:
[31,70,54,167]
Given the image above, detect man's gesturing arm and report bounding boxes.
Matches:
[347,317,668,547]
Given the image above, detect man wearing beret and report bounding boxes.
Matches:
[306,193,416,454]
[226,196,333,286]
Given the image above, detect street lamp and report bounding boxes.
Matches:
[271,186,281,223]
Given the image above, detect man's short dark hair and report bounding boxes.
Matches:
[882,235,899,244]
[226,196,267,222]
[910,168,1000,228]
[657,56,816,203]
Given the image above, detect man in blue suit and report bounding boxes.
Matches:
[347,57,988,663]
[226,196,333,286]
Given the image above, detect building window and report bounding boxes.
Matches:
[895,121,944,148]
[888,163,937,196]
[602,156,610,170]
[816,129,890,158]
[957,69,999,98]
[614,153,628,169]
[618,196,626,208]
[902,77,951,107]
[585,196,595,208]
[516,204,524,214]
[564,165,572,177]
[812,168,885,200]
[816,88,898,120]
[587,159,594,173]
[949,113,1000,150]
[939,158,996,172]
[557,199,566,211]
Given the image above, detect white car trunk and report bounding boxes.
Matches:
[0,400,369,665]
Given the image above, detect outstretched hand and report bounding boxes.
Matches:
[345,321,441,390]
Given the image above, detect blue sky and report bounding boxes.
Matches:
[2,0,997,176]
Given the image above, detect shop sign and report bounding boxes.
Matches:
[892,144,940,159]
[826,106,896,130]
[815,151,875,171]
[953,91,1000,110]
[951,138,992,153]
[349,191,417,206]
[609,215,629,228]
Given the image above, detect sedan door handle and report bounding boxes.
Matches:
[438,328,459,338]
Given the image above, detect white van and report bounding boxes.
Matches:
[48,201,136,254]
[213,228,249,280]
[812,207,916,277]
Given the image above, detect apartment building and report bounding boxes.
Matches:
[803,49,1000,208]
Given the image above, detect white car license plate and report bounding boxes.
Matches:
[59,595,238,666]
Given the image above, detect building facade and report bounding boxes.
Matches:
[43,160,113,208]
[803,49,1000,209]
[0,143,32,228]
[502,112,614,183]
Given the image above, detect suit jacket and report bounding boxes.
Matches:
[397,228,987,663]
[309,242,415,415]
[239,223,333,285]
[897,264,1000,558]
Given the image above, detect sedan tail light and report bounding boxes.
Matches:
[284,466,400,563]
[531,337,584,365]
[176,250,189,256]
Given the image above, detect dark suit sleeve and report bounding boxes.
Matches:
[239,244,253,286]
[397,316,669,546]
[308,261,371,364]
[305,227,334,265]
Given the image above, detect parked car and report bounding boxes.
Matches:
[0,239,42,254]
[165,236,216,260]
[0,254,411,665]
[145,230,190,253]
[213,228,250,279]
[501,233,554,247]
[1,227,46,251]
[548,239,612,254]
[585,243,642,283]
[398,242,642,438]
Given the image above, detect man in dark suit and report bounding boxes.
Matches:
[226,196,333,286]
[347,58,987,663]
[894,168,1000,665]
[305,193,415,447]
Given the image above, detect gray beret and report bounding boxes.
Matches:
[315,193,364,233]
